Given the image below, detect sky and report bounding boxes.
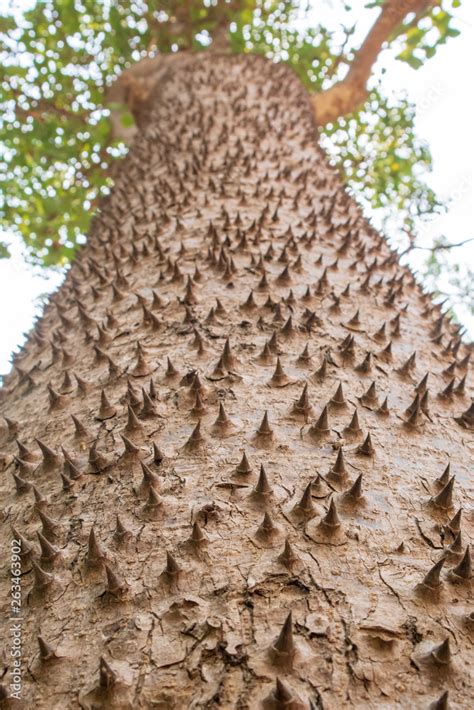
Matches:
[0,0,473,375]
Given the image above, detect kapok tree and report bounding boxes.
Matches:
[0,2,472,709]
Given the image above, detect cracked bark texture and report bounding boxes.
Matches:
[0,53,473,709]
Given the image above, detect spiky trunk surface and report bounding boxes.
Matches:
[0,54,472,710]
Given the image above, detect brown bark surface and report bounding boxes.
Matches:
[0,53,472,709]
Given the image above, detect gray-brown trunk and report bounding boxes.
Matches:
[0,53,472,709]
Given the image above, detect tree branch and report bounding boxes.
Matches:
[312,0,438,125]
[399,237,474,259]
[105,54,188,142]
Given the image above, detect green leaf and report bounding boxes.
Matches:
[120,112,135,128]
[0,241,11,259]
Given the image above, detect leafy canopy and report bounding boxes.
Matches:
[0,0,462,266]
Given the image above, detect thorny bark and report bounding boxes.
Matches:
[0,53,473,709]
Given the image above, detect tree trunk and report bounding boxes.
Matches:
[0,53,472,710]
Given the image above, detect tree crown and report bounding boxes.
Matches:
[0,0,462,265]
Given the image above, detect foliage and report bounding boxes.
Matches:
[0,0,463,266]
[320,86,442,235]
[367,0,461,69]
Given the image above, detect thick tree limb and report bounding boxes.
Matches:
[105,54,192,142]
[313,0,438,124]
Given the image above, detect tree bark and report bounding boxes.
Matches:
[0,53,472,709]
